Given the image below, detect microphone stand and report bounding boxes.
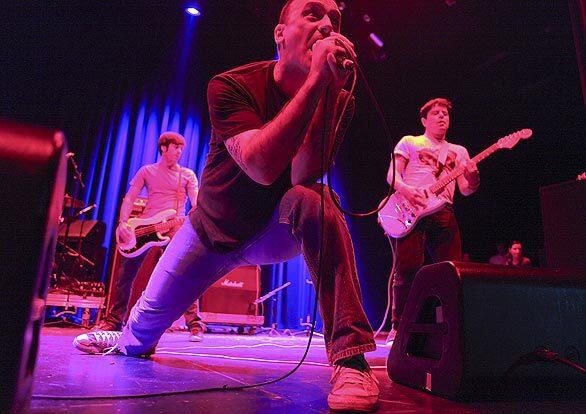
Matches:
[56,153,88,290]
[68,153,85,189]
[284,279,324,337]
[253,281,291,336]
[73,204,97,276]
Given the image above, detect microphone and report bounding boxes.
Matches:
[331,36,355,70]
[65,152,75,158]
[76,204,96,216]
[338,57,354,70]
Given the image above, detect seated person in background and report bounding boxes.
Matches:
[488,241,508,265]
[506,240,532,267]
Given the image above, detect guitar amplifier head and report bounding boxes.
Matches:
[130,197,147,218]
[201,266,260,316]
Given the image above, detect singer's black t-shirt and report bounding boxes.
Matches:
[190,60,354,251]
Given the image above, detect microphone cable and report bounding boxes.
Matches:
[326,46,396,218]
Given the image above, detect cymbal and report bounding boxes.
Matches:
[63,195,84,209]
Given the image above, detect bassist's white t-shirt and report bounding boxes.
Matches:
[129,163,198,219]
[394,134,471,204]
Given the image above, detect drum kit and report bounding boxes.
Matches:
[52,154,104,297]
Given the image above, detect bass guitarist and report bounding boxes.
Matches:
[385,98,479,345]
[98,132,205,342]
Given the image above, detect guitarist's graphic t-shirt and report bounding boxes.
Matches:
[394,134,471,204]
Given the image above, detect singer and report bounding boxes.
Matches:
[73,1,379,411]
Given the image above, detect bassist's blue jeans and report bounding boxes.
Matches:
[390,205,462,329]
[117,184,376,364]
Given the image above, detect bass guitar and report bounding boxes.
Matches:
[378,128,532,238]
[117,209,186,258]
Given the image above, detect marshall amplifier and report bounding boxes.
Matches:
[200,266,264,326]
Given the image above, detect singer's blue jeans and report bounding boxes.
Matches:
[117,184,376,364]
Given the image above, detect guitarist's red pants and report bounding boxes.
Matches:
[391,205,462,330]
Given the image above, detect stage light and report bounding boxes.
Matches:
[369,33,384,49]
[368,32,389,62]
[185,7,201,16]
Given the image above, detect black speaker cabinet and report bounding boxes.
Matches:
[540,179,586,268]
[57,219,106,282]
[387,261,586,400]
[58,219,106,248]
[0,120,67,413]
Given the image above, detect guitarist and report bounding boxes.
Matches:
[385,98,480,345]
[98,132,205,342]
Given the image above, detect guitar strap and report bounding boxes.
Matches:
[174,167,183,215]
[435,141,449,178]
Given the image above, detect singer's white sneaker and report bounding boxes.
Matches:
[73,331,122,354]
[385,328,397,348]
[327,366,380,412]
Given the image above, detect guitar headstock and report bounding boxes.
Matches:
[497,128,533,149]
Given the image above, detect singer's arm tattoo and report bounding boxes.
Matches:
[225,137,248,172]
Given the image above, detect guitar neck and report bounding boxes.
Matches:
[429,142,499,194]
[152,216,186,233]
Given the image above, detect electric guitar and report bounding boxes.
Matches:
[378,128,533,238]
[117,209,186,258]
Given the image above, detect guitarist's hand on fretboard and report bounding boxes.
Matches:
[463,160,480,187]
[166,221,183,239]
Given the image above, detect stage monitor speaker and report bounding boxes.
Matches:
[0,119,67,414]
[58,219,106,246]
[201,266,261,316]
[56,220,106,282]
[540,179,586,268]
[387,261,586,400]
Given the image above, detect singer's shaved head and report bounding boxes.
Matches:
[279,0,340,25]
[279,0,296,24]
[274,0,342,84]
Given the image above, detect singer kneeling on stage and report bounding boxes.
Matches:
[73,1,379,411]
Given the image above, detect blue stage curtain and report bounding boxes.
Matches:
[80,87,208,273]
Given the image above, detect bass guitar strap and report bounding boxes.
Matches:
[174,167,183,215]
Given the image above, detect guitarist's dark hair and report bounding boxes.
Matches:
[420,98,453,118]
[157,131,186,155]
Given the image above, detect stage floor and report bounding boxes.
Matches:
[30,327,585,413]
